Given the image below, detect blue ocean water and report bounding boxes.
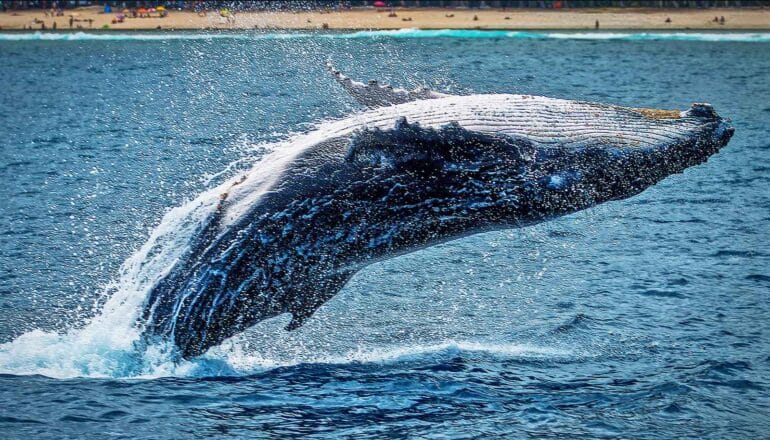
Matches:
[1,30,769,438]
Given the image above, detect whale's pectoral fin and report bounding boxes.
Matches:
[326,62,450,109]
[285,270,355,331]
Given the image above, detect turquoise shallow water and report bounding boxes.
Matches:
[0,30,769,438]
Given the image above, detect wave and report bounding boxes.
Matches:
[1,29,769,42]
[0,333,569,379]
[210,341,572,376]
[346,29,770,42]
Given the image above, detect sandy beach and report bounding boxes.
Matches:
[1,7,770,31]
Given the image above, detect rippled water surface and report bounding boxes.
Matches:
[1,31,769,438]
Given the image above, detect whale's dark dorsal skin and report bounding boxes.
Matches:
[140,74,734,358]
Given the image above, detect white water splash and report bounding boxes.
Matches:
[0,135,287,379]
[200,340,572,375]
[0,185,224,378]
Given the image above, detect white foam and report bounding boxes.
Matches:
[204,340,571,375]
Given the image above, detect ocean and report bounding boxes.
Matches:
[0,30,768,438]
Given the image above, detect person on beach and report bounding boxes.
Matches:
[595,20,599,29]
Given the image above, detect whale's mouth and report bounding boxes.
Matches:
[719,122,736,145]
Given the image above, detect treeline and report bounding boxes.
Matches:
[3,0,769,10]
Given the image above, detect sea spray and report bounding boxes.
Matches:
[0,132,284,378]
[0,186,225,378]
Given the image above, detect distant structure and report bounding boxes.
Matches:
[3,0,769,10]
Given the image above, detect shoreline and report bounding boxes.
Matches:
[1,28,768,34]
[1,7,770,31]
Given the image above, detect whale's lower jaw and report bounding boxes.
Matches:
[139,95,733,359]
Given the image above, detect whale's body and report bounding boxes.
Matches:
[140,74,733,358]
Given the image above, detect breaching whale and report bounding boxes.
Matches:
[140,67,734,358]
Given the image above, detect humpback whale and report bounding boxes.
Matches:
[140,68,734,358]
